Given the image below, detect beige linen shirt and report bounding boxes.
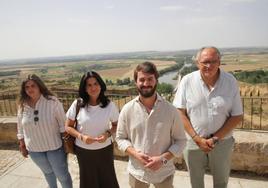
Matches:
[116,94,186,184]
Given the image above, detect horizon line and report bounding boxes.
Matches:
[1,45,268,62]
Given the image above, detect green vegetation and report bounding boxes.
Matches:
[180,65,198,77]
[232,70,268,84]
[105,77,135,87]
[158,63,184,76]
[157,83,174,94]
[0,70,20,76]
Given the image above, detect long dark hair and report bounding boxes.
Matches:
[18,74,54,110]
[78,71,110,108]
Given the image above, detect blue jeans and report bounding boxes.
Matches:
[29,147,72,188]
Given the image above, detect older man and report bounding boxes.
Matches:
[173,46,243,188]
[116,62,186,188]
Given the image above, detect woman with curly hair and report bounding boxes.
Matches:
[17,74,72,188]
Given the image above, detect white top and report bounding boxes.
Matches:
[66,99,119,150]
[173,70,243,139]
[116,94,186,184]
[17,95,66,152]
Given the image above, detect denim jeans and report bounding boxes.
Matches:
[29,146,72,188]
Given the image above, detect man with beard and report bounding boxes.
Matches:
[116,62,186,188]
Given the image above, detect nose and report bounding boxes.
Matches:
[143,79,151,86]
[203,63,212,68]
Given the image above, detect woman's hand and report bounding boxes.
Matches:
[81,135,97,145]
[95,132,109,143]
[19,142,28,158]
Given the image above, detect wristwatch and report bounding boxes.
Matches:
[161,156,168,165]
[106,130,112,137]
[211,136,219,144]
[210,134,219,144]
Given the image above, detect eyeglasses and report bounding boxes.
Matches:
[34,110,39,125]
[199,60,219,67]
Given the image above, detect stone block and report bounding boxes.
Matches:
[232,130,268,175]
[0,117,17,144]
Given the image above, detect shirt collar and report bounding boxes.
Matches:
[198,69,223,88]
[134,92,163,104]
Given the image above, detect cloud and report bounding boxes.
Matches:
[105,5,115,9]
[182,16,225,24]
[160,5,185,11]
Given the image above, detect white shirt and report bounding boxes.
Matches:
[116,94,186,184]
[66,100,119,150]
[17,95,66,152]
[173,70,243,139]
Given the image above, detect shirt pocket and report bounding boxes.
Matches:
[210,96,232,115]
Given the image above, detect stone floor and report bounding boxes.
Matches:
[0,148,268,188]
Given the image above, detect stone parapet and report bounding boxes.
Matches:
[0,117,17,144]
[0,117,267,175]
[232,130,268,174]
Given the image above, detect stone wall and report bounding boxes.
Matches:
[232,130,268,174]
[0,117,17,144]
[1,117,267,175]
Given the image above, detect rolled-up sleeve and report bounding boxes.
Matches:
[54,99,66,133]
[17,108,24,140]
[115,106,132,152]
[173,76,187,109]
[168,108,186,157]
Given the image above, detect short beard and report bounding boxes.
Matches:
[137,85,157,98]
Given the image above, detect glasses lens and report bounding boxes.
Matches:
[200,60,217,65]
[34,116,39,122]
[34,110,38,115]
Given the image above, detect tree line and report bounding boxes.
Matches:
[231,70,268,84]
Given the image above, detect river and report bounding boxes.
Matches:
[158,71,179,87]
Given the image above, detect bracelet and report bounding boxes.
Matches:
[106,130,112,137]
[78,134,83,141]
[191,133,198,139]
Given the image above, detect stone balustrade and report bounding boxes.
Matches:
[1,117,267,175]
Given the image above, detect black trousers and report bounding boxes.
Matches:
[76,144,119,188]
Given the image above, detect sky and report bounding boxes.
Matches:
[0,0,268,60]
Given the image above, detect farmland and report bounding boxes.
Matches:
[0,57,178,91]
[0,47,267,93]
[0,48,267,130]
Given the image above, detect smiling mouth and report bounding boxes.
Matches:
[141,86,152,89]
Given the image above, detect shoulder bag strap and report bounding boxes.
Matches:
[73,98,82,129]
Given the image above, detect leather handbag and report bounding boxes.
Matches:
[63,98,81,154]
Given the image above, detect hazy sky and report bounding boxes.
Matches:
[1,0,267,60]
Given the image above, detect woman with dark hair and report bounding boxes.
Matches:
[65,71,119,188]
[17,74,72,188]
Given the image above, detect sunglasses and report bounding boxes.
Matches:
[34,110,39,125]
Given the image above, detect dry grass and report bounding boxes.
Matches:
[98,60,177,80]
[221,63,268,72]
[240,83,268,97]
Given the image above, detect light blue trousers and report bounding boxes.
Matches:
[183,137,234,188]
[29,146,73,188]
